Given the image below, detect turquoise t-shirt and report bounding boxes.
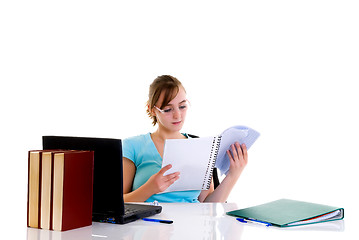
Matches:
[122,133,201,203]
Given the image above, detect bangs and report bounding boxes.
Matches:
[159,85,179,109]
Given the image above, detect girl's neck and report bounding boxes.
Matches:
[152,127,185,142]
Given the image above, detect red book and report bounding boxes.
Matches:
[52,151,94,231]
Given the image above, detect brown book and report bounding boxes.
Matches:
[27,151,42,228]
[52,151,94,231]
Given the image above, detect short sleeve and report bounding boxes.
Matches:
[122,137,136,164]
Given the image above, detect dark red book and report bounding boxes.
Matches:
[52,151,94,231]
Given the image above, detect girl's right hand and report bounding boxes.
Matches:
[147,164,180,193]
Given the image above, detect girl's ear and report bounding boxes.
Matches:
[147,104,156,116]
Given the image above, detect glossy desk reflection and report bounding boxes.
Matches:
[27,203,242,240]
[27,203,345,240]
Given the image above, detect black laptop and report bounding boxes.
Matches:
[42,135,162,224]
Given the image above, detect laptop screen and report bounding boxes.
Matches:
[42,136,124,216]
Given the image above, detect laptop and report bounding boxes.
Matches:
[42,135,162,224]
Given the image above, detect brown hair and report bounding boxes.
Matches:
[147,75,185,126]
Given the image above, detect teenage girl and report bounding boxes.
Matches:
[123,75,248,202]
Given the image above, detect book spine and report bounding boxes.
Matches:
[202,136,221,190]
[27,151,42,228]
[40,152,54,230]
[52,153,65,231]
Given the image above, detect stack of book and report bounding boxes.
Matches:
[27,150,94,231]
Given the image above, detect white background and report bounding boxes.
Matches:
[1,0,358,238]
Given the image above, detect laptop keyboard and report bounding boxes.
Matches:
[124,204,145,215]
[94,203,162,224]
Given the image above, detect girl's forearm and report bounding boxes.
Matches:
[123,182,155,202]
[203,174,239,202]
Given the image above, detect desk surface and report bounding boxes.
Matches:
[27,202,348,240]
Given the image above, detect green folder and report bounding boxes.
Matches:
[227,199,344,227]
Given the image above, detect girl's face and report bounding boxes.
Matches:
[153,87,188,133]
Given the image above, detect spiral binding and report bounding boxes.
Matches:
[202,136,222,190]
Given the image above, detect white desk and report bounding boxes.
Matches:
[27,203,347,240]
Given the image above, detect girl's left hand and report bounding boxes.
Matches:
[201,142,248,202]
[226,142,248,180]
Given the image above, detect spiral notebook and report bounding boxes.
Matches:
[161,125,260,192]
